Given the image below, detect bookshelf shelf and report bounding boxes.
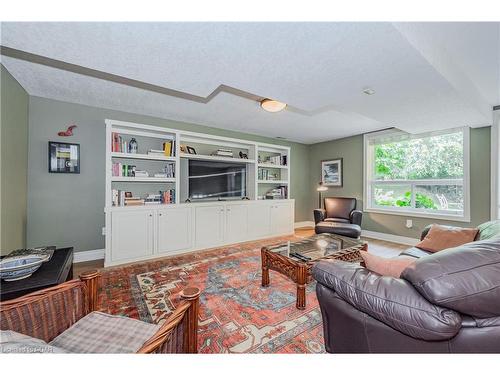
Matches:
[111,177,176,183]
[257,180,289,184]
[257,163,288,169]
[111,152,176,162]
[179,153,256,164]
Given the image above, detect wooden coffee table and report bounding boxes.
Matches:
[261,234,366,309]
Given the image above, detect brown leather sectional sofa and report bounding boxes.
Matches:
[312,220,500,353]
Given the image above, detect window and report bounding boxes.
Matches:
[364,127,470,221]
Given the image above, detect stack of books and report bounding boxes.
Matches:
[264,155,287,166]
[112,133,129,153]
[134,170,149,178]
[145,193,162,205]
[265,186,288,199]
[124,197,145,206]
[112,163,136,177]
[162,140,175,157]
[212,148,233,157]
[160,189,175,204]
[258,169,279,180]
[147,149,166,157]
[153,163,175,178]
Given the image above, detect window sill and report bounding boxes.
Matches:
[364,207,471,223]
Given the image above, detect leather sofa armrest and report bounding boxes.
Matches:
[312,260,462,341]
[314,209,326,224]
[350,210,363,226]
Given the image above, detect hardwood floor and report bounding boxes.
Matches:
[73,227,408,277]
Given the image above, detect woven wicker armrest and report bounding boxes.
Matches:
[0,270,101,343]
[138,287,200,354]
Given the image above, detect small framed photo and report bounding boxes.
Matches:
[321,158,342,186]
[48,142,80,174]
[186,146,197,155]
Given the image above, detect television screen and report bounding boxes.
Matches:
[188,160,246,200]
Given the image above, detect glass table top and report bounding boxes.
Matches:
[267,233,364,262]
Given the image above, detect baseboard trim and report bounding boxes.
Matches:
[73,249,105,263]
[362,230,419,246]
[294,221,315,229]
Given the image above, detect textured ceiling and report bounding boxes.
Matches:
[1,22,499,144]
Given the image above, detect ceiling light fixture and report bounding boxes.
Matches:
[260,99,287,113]
[363,88,375,95]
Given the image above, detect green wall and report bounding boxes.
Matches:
[26,96,310,252]
[308,127,491,238]
[0,65,29,254]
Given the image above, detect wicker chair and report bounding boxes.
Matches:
[0,270,200,353]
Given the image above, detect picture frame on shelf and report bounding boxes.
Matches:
[321,158,342,187]
[186,146,197,155]
[48,141,80,174]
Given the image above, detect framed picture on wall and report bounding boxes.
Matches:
[48,141,80,173]
[321,158,342,186]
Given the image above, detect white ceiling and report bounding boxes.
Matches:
[1,22,499,144]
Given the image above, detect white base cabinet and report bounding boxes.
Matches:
[105,200,294,267]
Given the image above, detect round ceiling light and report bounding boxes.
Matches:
[260,99,287,113]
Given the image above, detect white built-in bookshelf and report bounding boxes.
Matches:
[104,119,293,267]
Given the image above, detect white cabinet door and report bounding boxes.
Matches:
[271,202,294,235]
[247,203,272,238]
[157,207,192,255]
[225,204,248,243]
[111,210,154,262]
[194,205,224,248]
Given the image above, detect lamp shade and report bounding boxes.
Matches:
[317,182,328,192]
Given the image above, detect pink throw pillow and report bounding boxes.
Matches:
[360,251,416,278]
[415,224,478,253]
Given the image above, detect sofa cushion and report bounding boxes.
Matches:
[360,251,416,278]
[1,330,67,354]
[49,311,159,353]
[312,261,462,341]
[477,220,500,241]
[401,237,500,318]
[415,224,478,252]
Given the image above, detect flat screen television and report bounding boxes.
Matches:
[188,160,246,200]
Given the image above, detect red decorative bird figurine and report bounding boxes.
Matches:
[58,124,77,137]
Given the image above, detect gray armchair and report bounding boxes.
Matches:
[314,197,362,238]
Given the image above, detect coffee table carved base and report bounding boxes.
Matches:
[261,243,366,310]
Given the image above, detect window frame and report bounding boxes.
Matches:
[363,127,470,222]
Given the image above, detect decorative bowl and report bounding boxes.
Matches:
[0,255,46,281]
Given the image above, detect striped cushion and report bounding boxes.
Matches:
[50,312,159,353]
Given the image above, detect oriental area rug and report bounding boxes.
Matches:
[98,235,325,353]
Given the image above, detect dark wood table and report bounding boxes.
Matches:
[0,247,74,301]
[261,234,366,309]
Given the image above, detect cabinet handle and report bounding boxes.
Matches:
[159,213,162,216]
[149,214,153,217]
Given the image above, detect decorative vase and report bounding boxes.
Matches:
[128,138,138,154]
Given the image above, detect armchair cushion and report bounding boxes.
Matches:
[1,330,67,354]
[312,260,462,341]
[324,197,356,221]
[49,312,159,353]
[402,237,500,319]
